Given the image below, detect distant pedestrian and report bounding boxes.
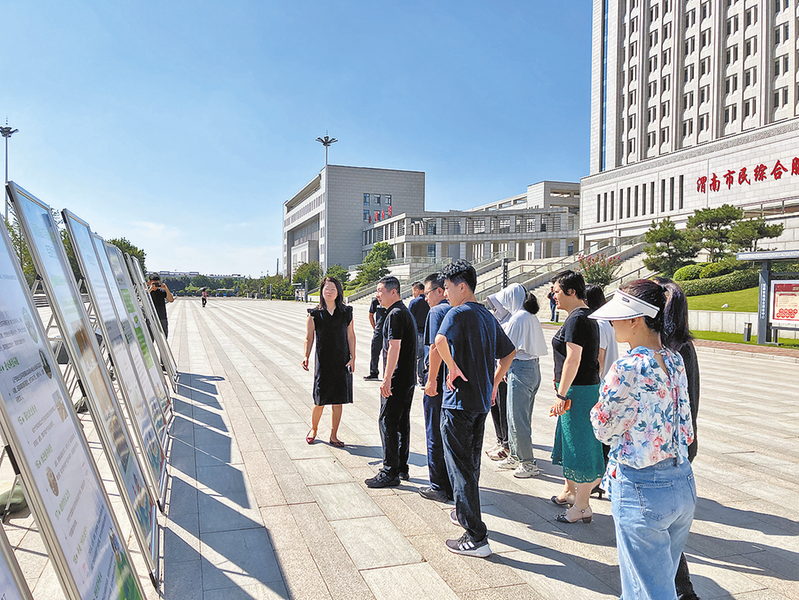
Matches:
[148,274,174,338]
[365,294,388,380]
[491,285,548,478]
[547,285,558,322]
[434,260,515,558]
[202,289,208,308]
[408,281,429,385]
[419,272,452,503]
[365,276,417,488]
[590,279,696,600]
[301,277,354,447]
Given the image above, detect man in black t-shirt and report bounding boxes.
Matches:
[365,295,388,380]
[365,276,417,489]
[408,281,430,385]
[434,260,515,558]
[148,274,174,338]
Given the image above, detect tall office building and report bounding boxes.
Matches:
[581,0,799,249]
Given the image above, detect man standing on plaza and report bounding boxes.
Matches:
[434,260,515,557]
[365,276,417,488]
[408,281,430,385]
[419,272,452,503]
[148,274,174,338]
[365,293,388,380]
[547,285,558,322]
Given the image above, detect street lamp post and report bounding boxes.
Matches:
[1,119,19,222]
[315,134,338,168]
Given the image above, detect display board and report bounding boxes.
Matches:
[92,234,172,432]
[103,245,173,420]
[0,188,145,599]
[0,524,34,600]
[8,183,159,581]
[126,255,178,388]
[62,211,167,503]
[771,280,799,324]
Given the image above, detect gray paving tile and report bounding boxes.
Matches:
[361,563,460,600]
[163,559,203,600]
[200,527,282,591]
[202,582,290,599]
[294,457,354,486]
[330,515,422,570]
[311,483,384,521]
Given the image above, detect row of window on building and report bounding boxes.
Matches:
[363,193,392,206]
[285,194,324,227]
[596,176,685,223]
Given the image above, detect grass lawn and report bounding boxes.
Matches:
[686,286,759,312]
[692,329,799,349]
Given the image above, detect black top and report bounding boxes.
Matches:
[677,340,700,462]
[437,302,515,413]
[369,297,388,332]
[408,295,430,334]
[309,305,353,406]
[150,288,168,320]
[382,300,417,393]
[552,307,600,386]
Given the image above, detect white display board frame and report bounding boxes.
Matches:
[0,522,34,600]
[0,183,147,599]
[8,183,159,583]
[103,245,174,421]
[770,279,799,324]
[126,255,178,390]
[62,211,168,506]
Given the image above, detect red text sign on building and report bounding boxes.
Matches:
[698,158,798,193]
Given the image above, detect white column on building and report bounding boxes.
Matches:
[459,241,467,261]
[483,241,491,261]
[435,241,442,259]
[560,238,568,257]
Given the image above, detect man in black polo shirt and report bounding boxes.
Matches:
[365,276,417,488]
[408,281,429,385]
[365,294,388,380]
[148,274,174,338]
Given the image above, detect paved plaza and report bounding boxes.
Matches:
[4,297,798,599]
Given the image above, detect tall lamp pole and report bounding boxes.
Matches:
[1,119,19,222]
[315,134,338,168]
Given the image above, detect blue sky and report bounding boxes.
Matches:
[2,1,593,277]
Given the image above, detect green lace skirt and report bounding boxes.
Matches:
[551,383,605,483]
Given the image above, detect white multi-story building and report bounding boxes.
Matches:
[283,165,425,276]
[581,0,799,248]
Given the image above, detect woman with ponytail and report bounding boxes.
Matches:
[589,279,696,600]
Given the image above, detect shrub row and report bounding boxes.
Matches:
[673,264,703,281]
[677,268,759,296]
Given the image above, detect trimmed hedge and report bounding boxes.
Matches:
[673,264,703,281]
[678,268,759,296]
[699,259,750,279]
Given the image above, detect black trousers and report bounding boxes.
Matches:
[369,330,383,377]
[378,386,413,476]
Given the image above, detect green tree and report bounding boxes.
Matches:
[190,274,212,288]
[265,273,292,299]
[293,261,322,289]
[643,218,699,278]
[352,242,394,287]
[728,217,784,252]
[107,237,147,275]
[4,218,37,286]
[578,253,621,289]
[325,263,349,283]
[686,204,743,262]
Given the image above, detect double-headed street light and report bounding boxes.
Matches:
[315,134,337,168]
[1,120,19,222]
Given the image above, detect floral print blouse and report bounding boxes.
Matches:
[590,346,694,470]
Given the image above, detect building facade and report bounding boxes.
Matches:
[360,181,581,265]
[283,165,425,275]
[582,0,799,249]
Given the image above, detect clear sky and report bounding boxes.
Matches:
[2,1,593,277]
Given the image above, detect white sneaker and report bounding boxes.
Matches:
[513,462,542,478]
[486,446,509,461]
[497,456,520,470]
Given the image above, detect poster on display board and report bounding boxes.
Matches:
[62,211,167,502]
[770,280,799,324]
[0,194,145,599]
[0,524,34,600]
[7,182,159,582]
[126,255,178,387]
[102,244,173,421]
[91,233,172,439]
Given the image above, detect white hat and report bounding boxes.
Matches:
[589,290,660,320]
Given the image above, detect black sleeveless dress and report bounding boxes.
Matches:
[310,305,354,406]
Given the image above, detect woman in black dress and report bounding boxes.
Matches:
[302,276,355,447]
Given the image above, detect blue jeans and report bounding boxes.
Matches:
[550,303,557,322]
[506,359,541,464]
[612,459,696,600]
[423,393,452,498]
[378,386,413,476]
[442,408,488,543]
